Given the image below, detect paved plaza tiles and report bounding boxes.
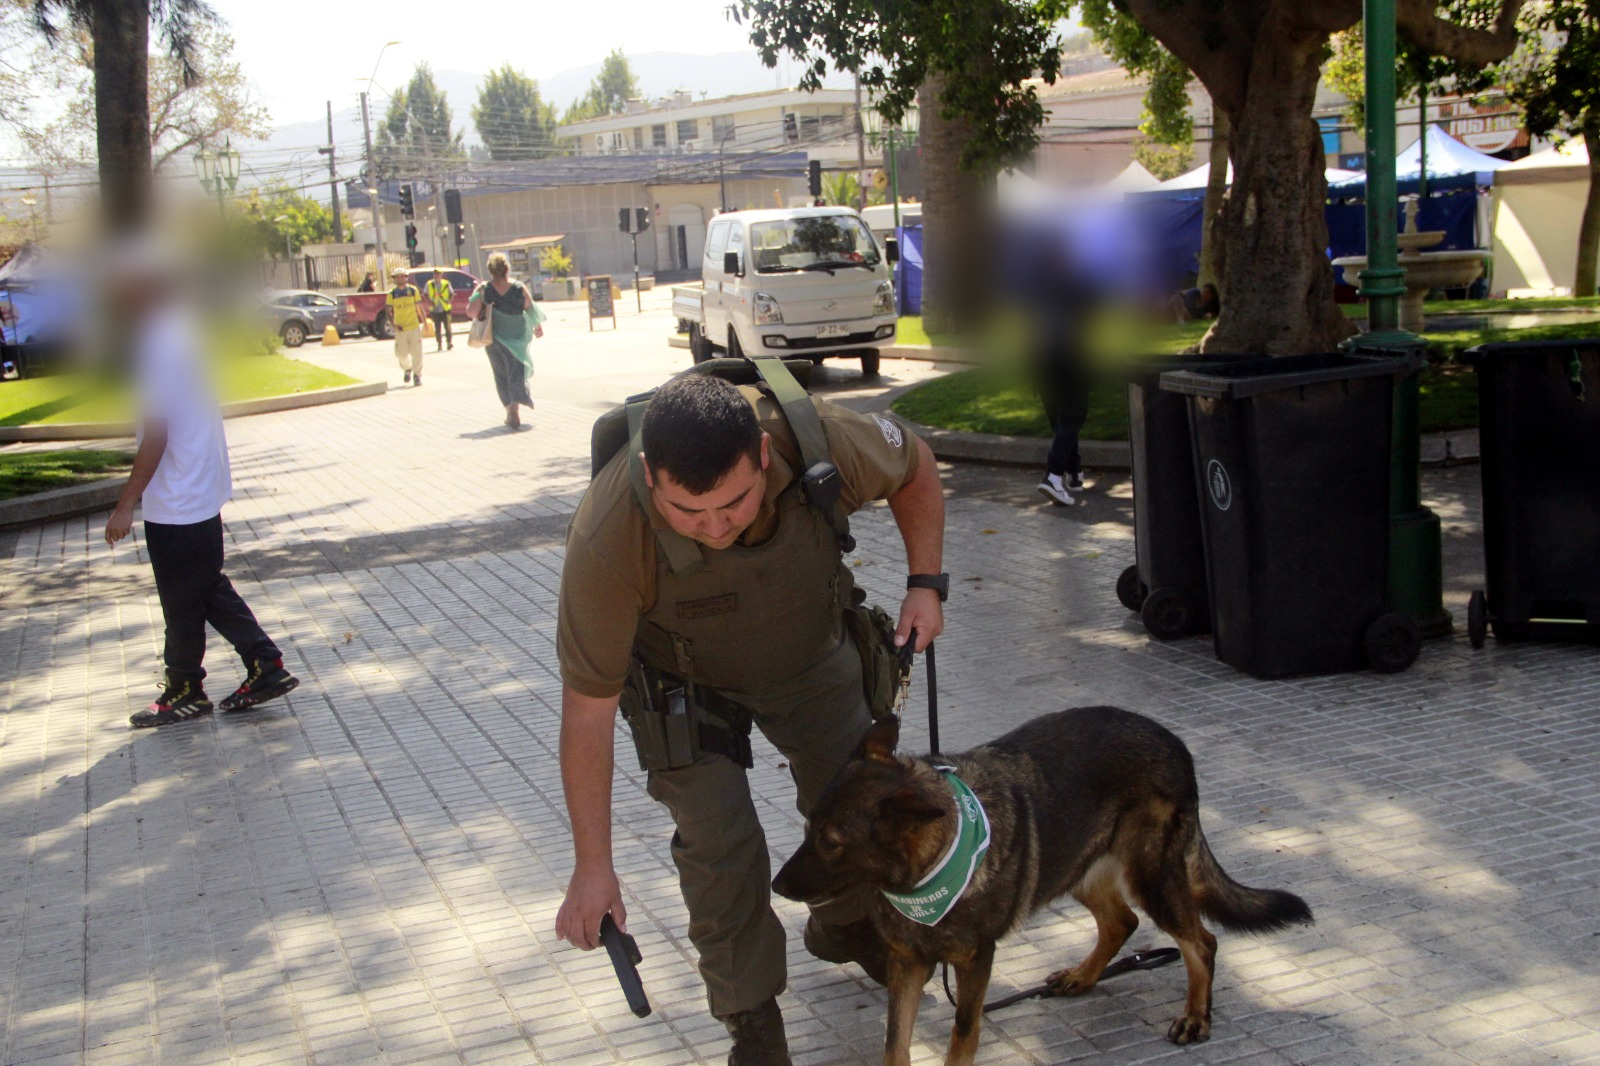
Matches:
[2,298,1597,1065]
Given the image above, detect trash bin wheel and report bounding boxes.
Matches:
[1467,590,1488,650]
[1365,613,1422,673]
[1116,565,1147,613]
[1141,586,1197,641]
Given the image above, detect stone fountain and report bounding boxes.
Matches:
[1332,198,1488,332]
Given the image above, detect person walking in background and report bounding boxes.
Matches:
[102,243,299,728]
[387,267,426,386]
[1014,232,1095,506]
[467,253,544,430]
[357,271,376,293]
[425,268,454,352]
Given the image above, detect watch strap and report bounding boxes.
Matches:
[907,573,950,602]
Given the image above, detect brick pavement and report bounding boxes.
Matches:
[2,294,1597,1065]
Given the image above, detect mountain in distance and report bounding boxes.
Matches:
[260,50,851,162]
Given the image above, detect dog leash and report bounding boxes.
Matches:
[896,629,939,756]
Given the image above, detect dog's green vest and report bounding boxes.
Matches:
[882,768,991,926]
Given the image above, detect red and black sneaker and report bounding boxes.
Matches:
[219,658,299,713]
[130,678,213,728]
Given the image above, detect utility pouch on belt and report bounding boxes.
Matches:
[619,659,754,772]
[845,587,907,720]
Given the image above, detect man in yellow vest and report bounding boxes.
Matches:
[425,269,454,352]
[386,268,426,387]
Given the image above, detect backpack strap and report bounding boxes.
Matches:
[626,392,706,578]
[748,355,855,554]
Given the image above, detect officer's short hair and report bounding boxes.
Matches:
[642,375,761,494]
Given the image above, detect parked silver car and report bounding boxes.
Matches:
[260,289,354,347]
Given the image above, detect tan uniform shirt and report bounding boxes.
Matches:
[558,388,920,698]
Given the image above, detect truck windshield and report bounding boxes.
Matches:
[749,215,881,273]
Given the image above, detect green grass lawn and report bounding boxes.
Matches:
[0,448,132,500]
[1342,295,1600,318]
[893,318,1600,440]
[0,356,358,427]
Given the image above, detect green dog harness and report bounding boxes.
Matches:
[882,767,991,926]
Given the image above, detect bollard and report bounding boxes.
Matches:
[321,325,340,346]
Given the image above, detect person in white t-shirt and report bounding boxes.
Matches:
[103,249,299,728]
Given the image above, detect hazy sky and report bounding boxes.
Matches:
[213,0,762,128]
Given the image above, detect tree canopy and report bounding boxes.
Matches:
[235,187,349,259]
[474,64,560,160]
[562,49,640,123]
[375,63,463,180]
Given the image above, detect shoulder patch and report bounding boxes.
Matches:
[872,415,904,448]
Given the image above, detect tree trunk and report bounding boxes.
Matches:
[93,0,152,233]
[1201,28,1354,354]
[1197,109,1230,291]
[916,74,991,337]
[1575,109,1600,298]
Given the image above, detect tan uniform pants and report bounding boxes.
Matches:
[394,326,423,373]
[646,635,873,1018]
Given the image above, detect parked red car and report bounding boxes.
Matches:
[342,266,479,339]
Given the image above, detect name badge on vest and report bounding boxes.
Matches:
[882,768,990,926]
[677,592,738,620]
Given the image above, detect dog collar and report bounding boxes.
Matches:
[881,767,991,927]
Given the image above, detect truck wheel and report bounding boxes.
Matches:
[1365,613,1422,673]
[726,328,744,360]
[281,321,307,348]
[860,349,882,378]
[689,323,710,363]
[375,312,394,340]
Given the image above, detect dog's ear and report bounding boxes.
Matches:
[880,786,945,825]
[854,715,901,765]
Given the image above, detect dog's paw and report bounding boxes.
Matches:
[1166,1013,1211,1045]
[1045,967,1097,997]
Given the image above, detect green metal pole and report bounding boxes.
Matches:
[216,184,227,226]
[1357,0,1451,637]
[889,128,900,231]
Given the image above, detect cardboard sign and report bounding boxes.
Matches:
[586,275,617,330]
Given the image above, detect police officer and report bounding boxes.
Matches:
[555,370,946,1064]
[425,268,454,351]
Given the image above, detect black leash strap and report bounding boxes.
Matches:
[898,629,940,756]
[977,948,1182,1014]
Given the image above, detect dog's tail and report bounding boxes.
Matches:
[1191,834,1314,933]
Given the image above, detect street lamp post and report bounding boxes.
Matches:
[359,42,401,280]
[1357,0,1450,637]
[193,139,242,224]
[863,101,919,230]
[20,196,39,240]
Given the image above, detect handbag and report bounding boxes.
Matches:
[467,287,493,348]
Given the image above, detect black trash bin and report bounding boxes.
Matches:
[1462,340,1600,648]
[1118,354,1251,640]
[1159,352,1421,678]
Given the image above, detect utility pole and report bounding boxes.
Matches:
[322,100,341,240]
[360,91,387,275]
[853,74,868,211]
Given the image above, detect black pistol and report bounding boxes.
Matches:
[599,913,651,1018]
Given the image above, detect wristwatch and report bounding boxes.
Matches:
[906,573,950,602]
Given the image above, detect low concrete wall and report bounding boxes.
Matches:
[0,477,124,529]
[0,380,388,443]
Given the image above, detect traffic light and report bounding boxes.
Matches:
[443,188,462,224]
[619,208,631,233]
[635,207,650,233]
[454,223,466,243]
[783,113,798,143]
[807,160,823,197]
[405,223,418,250]
[399,183,415,219]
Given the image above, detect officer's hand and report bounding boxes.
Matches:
[556,864,627,951]
[104,501,134,546]
[896,589,943,653]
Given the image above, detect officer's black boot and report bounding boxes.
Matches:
[724,997,791,1066]
[803,916,889,986]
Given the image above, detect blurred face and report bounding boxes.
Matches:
[645,435,770,550]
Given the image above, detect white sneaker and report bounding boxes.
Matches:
[1066,471,1085,492]
[1037,476,1075,506]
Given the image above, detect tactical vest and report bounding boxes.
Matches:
[606,356,856,701]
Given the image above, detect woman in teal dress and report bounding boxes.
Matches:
[467,252,546,429]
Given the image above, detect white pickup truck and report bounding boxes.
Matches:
[672,206,899,376]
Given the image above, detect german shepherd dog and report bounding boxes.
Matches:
[772,707,1312,1066]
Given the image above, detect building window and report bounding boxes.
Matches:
[712,115,736,144]
[633,127,644,151]
[652,124,667,148]
[677,118,700,144]
[799,114,820,141]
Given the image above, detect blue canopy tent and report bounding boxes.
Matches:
[1325,126,1510,257]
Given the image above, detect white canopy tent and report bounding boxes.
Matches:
[1147,161,1361,196]
[1491,138,1592,296]
[998,160,1162,210]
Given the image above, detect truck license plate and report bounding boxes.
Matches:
[816,324,849,337]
